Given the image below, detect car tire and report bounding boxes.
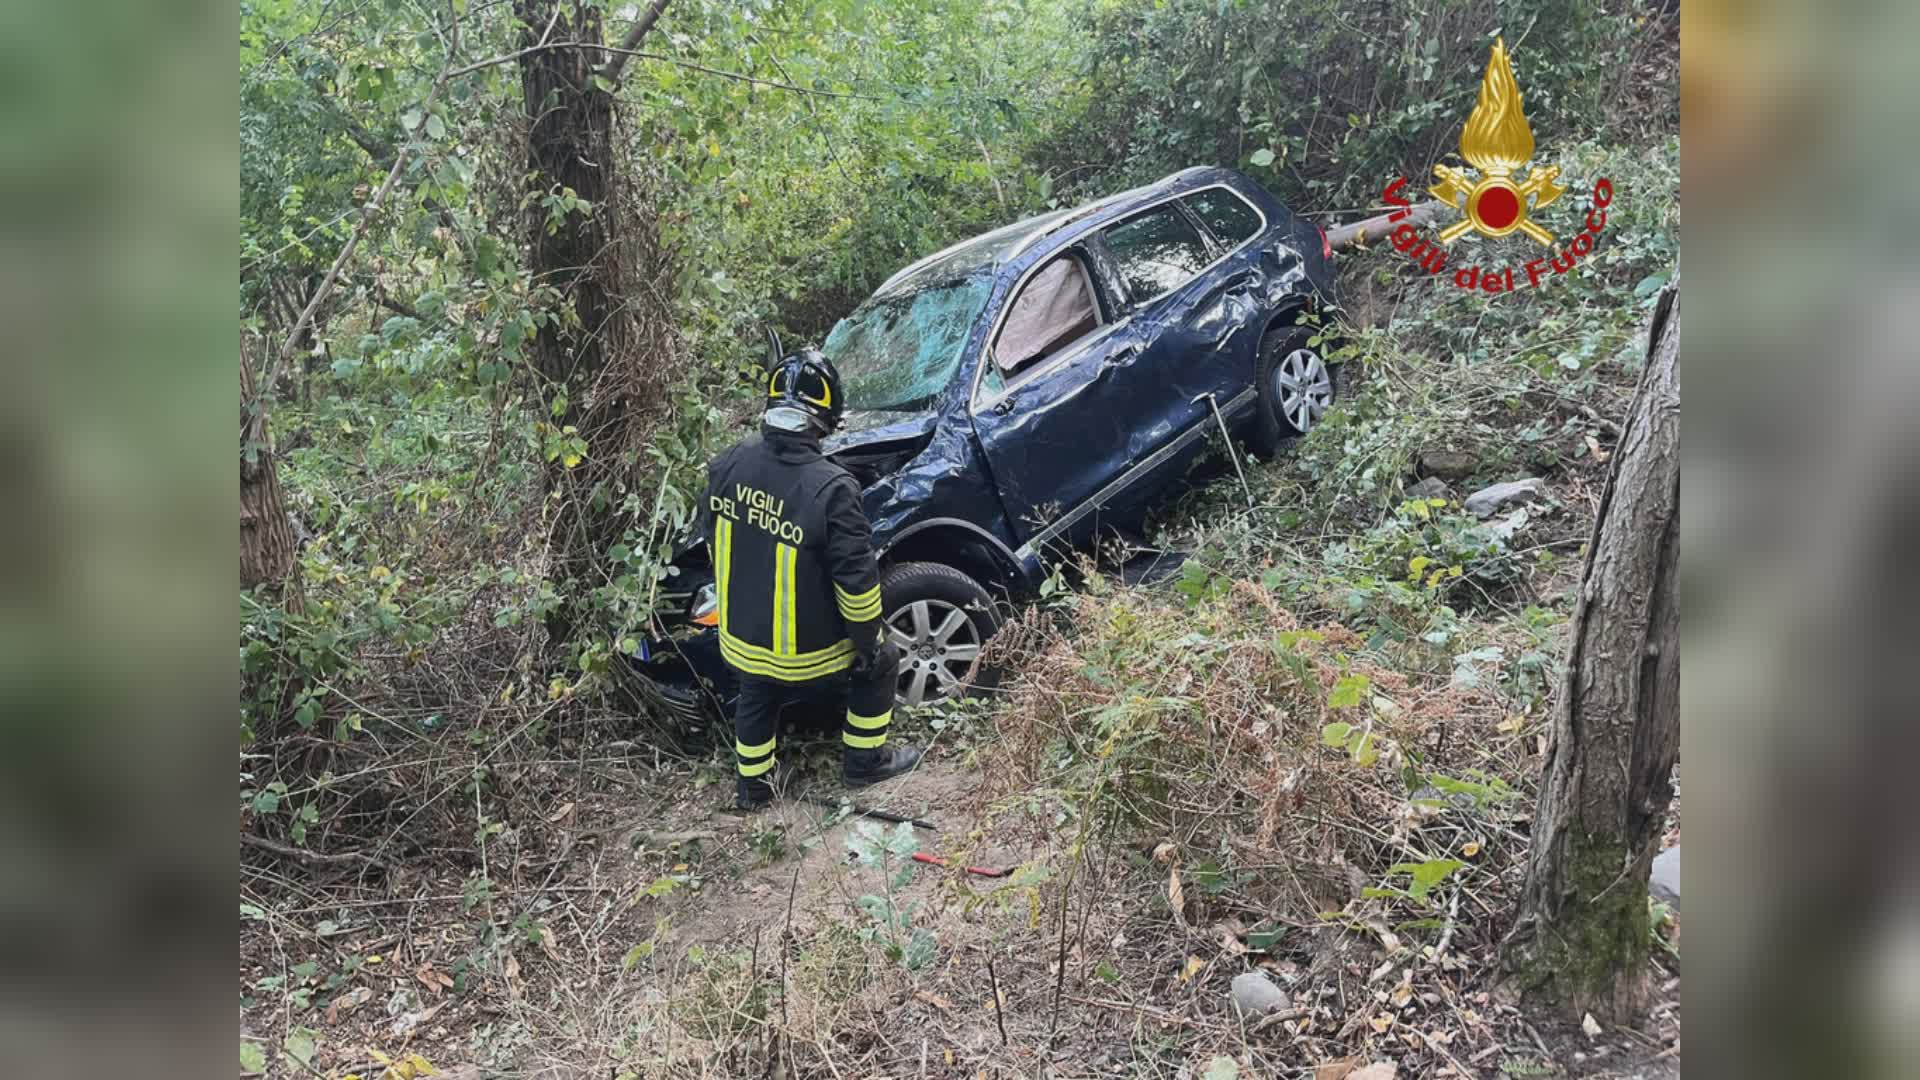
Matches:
[1249,325,1346,456]
[879,561,1003,707]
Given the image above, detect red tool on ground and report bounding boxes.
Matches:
[911,851,1012,878]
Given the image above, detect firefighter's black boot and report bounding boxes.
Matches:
[842,744,924,788]
[736,762,796,811]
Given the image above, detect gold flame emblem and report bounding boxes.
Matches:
[1430,37,1565,245]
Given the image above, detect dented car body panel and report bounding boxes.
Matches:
[827,165,1337,581]
[633,167,1336,727]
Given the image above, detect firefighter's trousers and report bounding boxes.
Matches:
[733,647,897,793]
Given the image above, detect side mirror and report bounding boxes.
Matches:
[762,327,783,371]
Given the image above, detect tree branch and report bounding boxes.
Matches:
[601,0,674,82]
[276,18,461,363]
[450,42,876,100]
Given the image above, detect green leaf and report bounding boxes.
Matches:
[1634,272,1669,297]
[885,819,919,857]
[622,941,654,969]
[1320,721,1353,748]
[1328,673,1371,709]
[282,1027,318,1068]
[240,1041,267,1074]
[401,108,423,131]
[1248,148,1275,167]
[1246,926,1285,951]
[1204,1056,1240,1080]
[424,113,446,139]
[903,928,937,971]
[1349,731,1379,766]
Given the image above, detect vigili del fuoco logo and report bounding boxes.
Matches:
[1378,36,1615,294]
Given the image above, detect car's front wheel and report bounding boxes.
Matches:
[1249,326,1345,455]
[878,561,1002,707]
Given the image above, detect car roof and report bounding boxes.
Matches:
[873,166,1244,296]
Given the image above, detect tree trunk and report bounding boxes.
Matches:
[1501,284,1681,1023]
[240,337,302,610]
[515,0,672,644]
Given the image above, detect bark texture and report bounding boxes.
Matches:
[1501,284,1681,1023]
[240,338,302,608]
[515,0,675,643]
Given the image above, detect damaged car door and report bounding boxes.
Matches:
[968,243,1150,550]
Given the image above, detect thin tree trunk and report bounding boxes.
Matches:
[241,337,303,611]
[1501,284,1681,1023]
[515,0,673,644]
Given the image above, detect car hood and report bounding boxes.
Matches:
[825,408,939,452]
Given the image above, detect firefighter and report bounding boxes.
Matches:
[703,347,923,809]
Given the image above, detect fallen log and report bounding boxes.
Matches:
[1326,200,1450,251]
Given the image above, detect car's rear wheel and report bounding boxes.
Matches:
[1249,326,1345,455]
[879,561,1002,707]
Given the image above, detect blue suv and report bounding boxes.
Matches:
[633,166,1342,730]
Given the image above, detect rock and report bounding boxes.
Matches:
[1406,476,1453,501]
[1349,1065,1398,1080]
[1417,450,1476,482]
[1651,845,1680,908]
[1464,477,1548,518]
[1230,971,1293,1016]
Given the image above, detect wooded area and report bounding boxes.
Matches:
[241,2,1680,1075]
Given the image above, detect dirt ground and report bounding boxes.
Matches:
[241,732,1679,1079]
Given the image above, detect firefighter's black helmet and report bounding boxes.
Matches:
[764,347,844,434]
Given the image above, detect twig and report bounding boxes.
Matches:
[241,831,389,870]
[986,954,1010,1047]
[777,863,798,1072]
[1048,858,1074,1042]
[1067,994,1235,1032]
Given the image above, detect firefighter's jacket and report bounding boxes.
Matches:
[702,428,883,682]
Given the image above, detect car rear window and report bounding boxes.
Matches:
[1183,187,1263,248]
[1100,205,1212,304]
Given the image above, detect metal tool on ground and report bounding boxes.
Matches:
[1194,391,1255,508]
[808,795,937,831]
[910,851,1012,878]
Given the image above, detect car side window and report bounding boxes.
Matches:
[991,252,1103,380]
[1100,205,1213,305]
[1183,188,1263,249]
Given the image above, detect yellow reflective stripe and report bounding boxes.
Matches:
[714,519,733,632]
[735,736,776,759]
[738,754,778,777]
[770,542,789,655]
[835,582,882,622]
[720,635,856,682]
[842,730,888,749]
[719,630,854,668]
[724,652,855,683]
[846,709,892,732]
[722,648,852,680]
[779,544,798,655]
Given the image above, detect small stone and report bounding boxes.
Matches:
[1406,476,1453,500]
[1463,477,1548,518]
[1230,971,1293,1016]
[1651,845,1680,909]
[1417,450,1476,482]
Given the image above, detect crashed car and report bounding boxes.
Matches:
[632,166,1343,733]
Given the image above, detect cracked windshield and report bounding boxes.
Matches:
[824,276,992,412]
